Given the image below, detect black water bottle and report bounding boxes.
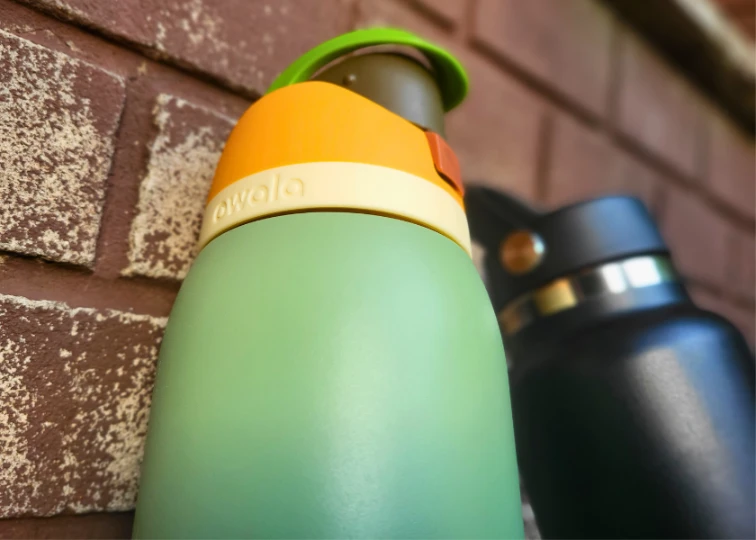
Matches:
[466,187,755,539]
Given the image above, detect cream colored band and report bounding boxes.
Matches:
[198,162,472,255]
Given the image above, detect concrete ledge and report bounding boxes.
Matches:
[605,0,755,133]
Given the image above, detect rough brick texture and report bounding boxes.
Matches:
[0,512,134,539]
[20,0,352,95]
[410,0,466,26]
[0,0,754,536]
[447,54,546,200]
[473,0,614,116]
[545,112,660,209]
[0,294,166,518]
[661,186,732,287]
[615,30,705,178]
[706,108,756,219]
[0,30,125,266]
[125,95,234,280]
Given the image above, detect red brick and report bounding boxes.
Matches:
[357,0,546,200]
[705,109,756,219]
[0,0,251,282]
[615,30,705,178]
[545,114,613,203]
[410,0,467,26]
[545,113,660,210]
[355,0,454,40]
[0,0,252,119]
[0,512,133,539]
[0,30,125,266]
[690,286,755,345]
[123,95,234,281]
[0,0,140,79]
[607,150,664,213]
[20,0,352,95]
[447,55,546,200]
[473,0,614,117]
[727,228,756,301]
[0,294,165,518]
[661,187,731,287]
[0,253,178,318]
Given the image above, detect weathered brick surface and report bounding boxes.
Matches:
[545,113,659,209]
[124,95,234,280]
[0,294,166,518]
[606,149,663,212]
[0,511,134,539]
[615,30,704,178]
[705,109,756,219]
[0,0,141,79]
[545,114,613,203]
[0,254,178,318]
[20,0,352,95]
[411,0,467,26]
[0,30,125,266]
[0,0,251,282]
[661,187,731,287]
[473,0,614,117]
[0,0,253,120]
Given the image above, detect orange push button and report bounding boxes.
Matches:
[426,131,464,196]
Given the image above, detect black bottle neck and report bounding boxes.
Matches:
[501,255,692,367]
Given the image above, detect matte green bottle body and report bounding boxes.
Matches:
[133,212,523,539]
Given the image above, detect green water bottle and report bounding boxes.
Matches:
[132,29,523,539]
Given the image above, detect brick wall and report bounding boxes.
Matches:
[0,0,753,537]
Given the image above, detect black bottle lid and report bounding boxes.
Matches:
[465,187,670,310]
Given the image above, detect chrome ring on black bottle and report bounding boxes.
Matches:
[498,255,678,335]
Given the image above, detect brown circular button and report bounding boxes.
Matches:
[499,230,545,275]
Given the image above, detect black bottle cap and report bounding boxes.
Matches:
[465,187,670,310]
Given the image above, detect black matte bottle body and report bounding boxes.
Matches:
[508,283,755,539]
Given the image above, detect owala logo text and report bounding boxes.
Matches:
[212,174,304,223]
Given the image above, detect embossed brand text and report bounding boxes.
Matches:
[212,174,305,223]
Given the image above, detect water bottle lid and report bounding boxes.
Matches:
[466,190,670,310]
[198,83,471,255]
[196,30,472,256]
[268,28,469,111]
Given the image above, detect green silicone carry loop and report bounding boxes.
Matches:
[267,28,469,111]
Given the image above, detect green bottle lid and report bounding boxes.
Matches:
[268,28,469,112]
